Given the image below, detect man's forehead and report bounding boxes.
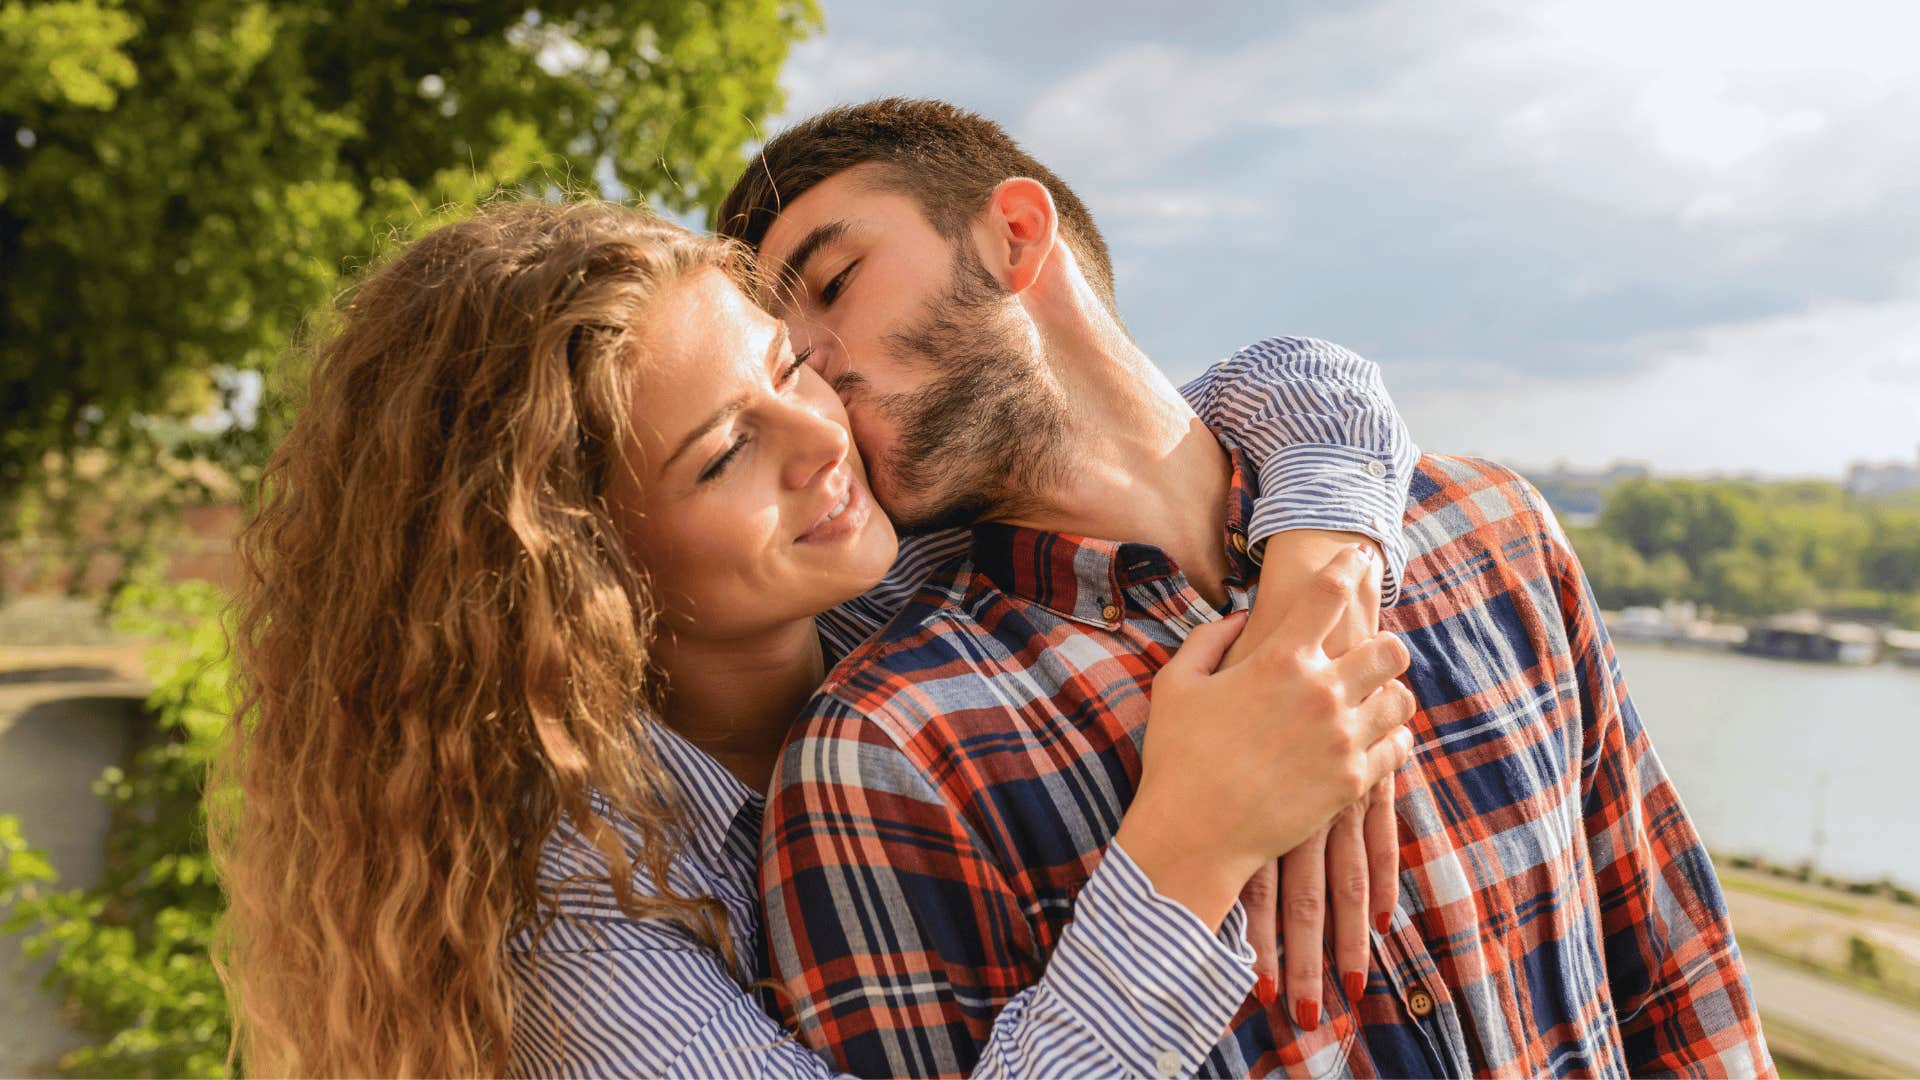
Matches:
[760,165,903,253]
[757,169,922,306]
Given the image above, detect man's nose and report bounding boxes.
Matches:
[781,402,851,491]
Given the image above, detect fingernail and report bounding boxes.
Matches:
[1293,999,1320,1032]
[1343,971,1366,1001]
[1255,973,1277,1007]
[1352,543,1374,563]
[1374,911,1391,935]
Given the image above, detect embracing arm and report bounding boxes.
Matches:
[818,337,1418,661]
[1180,335,1418,602]
[1183,335,1419,1020]
[505,927,839,1079]
[763,698,1255,1079]
[507,857,1247,1080]
[1538,494,1773,1077]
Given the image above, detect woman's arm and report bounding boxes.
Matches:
[1179,335,1418,1028]
[811,334,1419,1030]
[817,336,1418,663]
[1180,335,1417,599]
[505,845,1255,1079]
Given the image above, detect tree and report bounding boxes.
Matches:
[1672,483,1748,577]
[1700,548,1817,617]
[1863,509,1920,596]
[1599,478,1684,562]
[1,0,819,522]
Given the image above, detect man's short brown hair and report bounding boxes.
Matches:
[717,98,1117,314]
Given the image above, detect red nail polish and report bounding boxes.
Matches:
[1343,971,1366,1001]
[1293,999,1320,1032]
[1374,912,1391,935]
[1255,973,1277,1007]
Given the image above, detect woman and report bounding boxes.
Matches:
[217,199,1417,1076]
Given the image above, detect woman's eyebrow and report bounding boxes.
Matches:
[661,325,790,473]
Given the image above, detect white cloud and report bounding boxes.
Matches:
[776,0,1920,474]
[1399,291,1920,475]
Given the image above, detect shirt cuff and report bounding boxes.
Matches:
[1043,840,1257,1079]
[1248,442,1411,606]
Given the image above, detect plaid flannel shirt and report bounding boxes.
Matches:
[763,449,1772,1078]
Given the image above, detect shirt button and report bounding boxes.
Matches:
[1100,602,1121,622]
[1371,514,1391,533]
[1229,530,1249,554]
[1408,987,1435,1018]
[1366,459,1388,479]
[1153,1050,1182,1078]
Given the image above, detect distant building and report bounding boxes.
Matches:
[1846,447,1920,498]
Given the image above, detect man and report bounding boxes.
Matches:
[719,99,1771,1078]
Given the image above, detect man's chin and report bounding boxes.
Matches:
[871,471,976,537]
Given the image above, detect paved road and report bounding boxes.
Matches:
[0,663,147,1078]
[1745,951,1920,1074]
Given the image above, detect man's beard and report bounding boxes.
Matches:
[870,244,1069,535]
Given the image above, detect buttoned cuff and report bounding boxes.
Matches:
[1044,840,1257,1079]
[1248,442,1411,606]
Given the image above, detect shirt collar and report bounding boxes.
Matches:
[644,718,763,864]
[969,432,1261,628]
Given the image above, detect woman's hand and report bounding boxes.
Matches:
[1227,528,1405,1030]
[1113,544,1417,933]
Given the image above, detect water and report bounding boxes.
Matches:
[1614,642,1920,890]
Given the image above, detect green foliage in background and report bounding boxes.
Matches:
[0,0,818,525]
[1565,476,1920,625]
[0,581,233,1077]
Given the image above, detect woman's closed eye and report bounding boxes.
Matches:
[697,349,814,484]
[698,433,751,484]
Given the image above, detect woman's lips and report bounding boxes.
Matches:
[797,474,871,544]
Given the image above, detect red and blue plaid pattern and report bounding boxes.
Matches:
[762,451,1772,1078]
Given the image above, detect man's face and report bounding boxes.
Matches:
[757,165,1065,534]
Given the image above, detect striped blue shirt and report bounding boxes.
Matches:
[504,338,1419,1078]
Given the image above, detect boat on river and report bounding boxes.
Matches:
[1886,629,1920,668]
[1739,612,1881,665]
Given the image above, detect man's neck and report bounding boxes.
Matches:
[999,321,1233,605]
[652,617,824,794]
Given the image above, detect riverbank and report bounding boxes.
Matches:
[1606,604,1920,667]
[1717,857,1920,1075]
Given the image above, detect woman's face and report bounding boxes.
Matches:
[612,268,899,642]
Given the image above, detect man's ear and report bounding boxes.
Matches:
[982,177,1058,294]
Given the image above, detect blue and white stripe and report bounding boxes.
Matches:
[1188,337,1419,604]
[504,723,1258,1078]
[814,335,1419,660]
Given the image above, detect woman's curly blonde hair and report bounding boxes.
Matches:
[215,199,750,1076]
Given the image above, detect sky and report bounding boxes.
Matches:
[765,0,1920,478]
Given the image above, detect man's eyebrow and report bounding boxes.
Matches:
[662,325,789,473]
[771,220,851,303]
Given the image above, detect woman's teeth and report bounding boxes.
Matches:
[821,489,851,524]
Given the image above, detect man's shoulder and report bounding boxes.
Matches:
[798,555,997,743]
[1396,454,1571,589]
[1405,453,1559,540]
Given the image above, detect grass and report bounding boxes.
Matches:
[1764,1012,1910,1079]
[1724,875,1867,919]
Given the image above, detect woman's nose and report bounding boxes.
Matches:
[780,401,851,492]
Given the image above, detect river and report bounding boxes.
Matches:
[1613,641,1920,890]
